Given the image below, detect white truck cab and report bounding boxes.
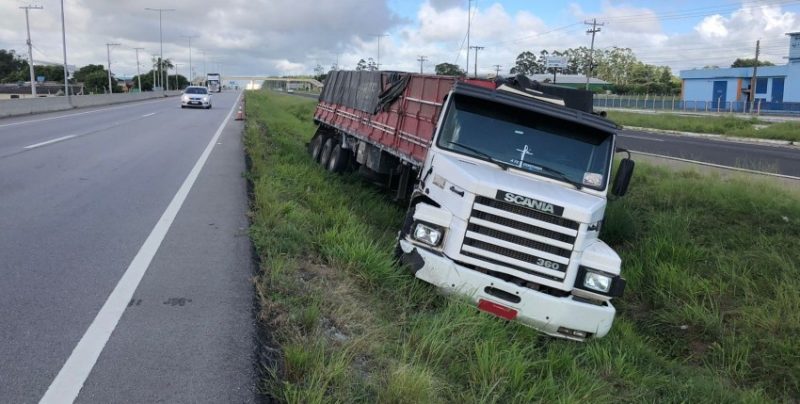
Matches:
[397,83,633,340]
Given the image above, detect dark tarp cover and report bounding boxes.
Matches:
[319,70,409,114]
[496,74,595,113]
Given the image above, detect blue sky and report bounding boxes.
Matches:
[2,0,800,76]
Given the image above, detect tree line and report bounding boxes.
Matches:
[1,49,188,94]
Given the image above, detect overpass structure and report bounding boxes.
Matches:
[221,76,323,91]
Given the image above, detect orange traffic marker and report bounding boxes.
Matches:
[235,106,244,121]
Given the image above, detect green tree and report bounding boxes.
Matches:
[355,59,367,71]
[434,62,465,76]
[509,51,539,75]
[0,49,28,82]
[367,57,378,71]
[73,64,106,83]
[33,65,65,82]
[313,64,327,82]
[83,70,116,94]
[731,58,775,68]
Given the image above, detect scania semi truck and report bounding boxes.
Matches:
[309,71,634,340]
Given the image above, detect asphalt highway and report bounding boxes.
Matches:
[617,129,800,178]
[0,92,256,403]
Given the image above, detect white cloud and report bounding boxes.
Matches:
[696,15,729,39]
[0,0,797,78]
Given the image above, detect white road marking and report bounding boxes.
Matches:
[23,135,76,149]
[0,97,173,129]
[618,133,664,142]
[141,112,156,117]
[38,93,242,404]
[630,150,800,180]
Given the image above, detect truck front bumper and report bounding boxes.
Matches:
[399,240,616,340]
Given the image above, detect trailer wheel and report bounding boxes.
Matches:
[319,138,336,167]
[310,134,327,162]
[326,144,350,173]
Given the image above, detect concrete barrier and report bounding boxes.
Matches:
[0,91,183,119]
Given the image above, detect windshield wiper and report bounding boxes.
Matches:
[448,142,508,171]
[523,161,583,190]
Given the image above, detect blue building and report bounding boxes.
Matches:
[680,32,800,112]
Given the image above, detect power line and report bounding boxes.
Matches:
[469,45,484,78]
[584,19,604,90]
[493,64,502,76]
[20,4,43,96]
[417,55,428,73]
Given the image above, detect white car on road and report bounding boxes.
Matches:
[181,86,212,109]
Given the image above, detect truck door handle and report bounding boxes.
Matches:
[449,186,464,197]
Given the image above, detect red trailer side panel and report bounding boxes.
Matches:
[314,73,457,167]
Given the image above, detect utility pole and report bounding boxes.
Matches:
[145,8,175,93]
[182,35,197,84]
[469,45,484,78]
[371,34,389,70]
[466,0,472,76]
[417,55,428,73]
[174,63,181,90]
[152,58,156,91]
[134,47,144,92]
[105,43,120,94]
[493,64,502,77]
[584,18,604,90]
[20,5,44,97]
[59,0,70,100]
[750,39,760,114]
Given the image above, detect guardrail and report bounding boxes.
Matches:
[593,95,800,116]
[0,91,183,119]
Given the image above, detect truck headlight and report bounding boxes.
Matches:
[413,222,443,247]
[583,271,612,293]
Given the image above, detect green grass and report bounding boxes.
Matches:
[246,91,800,403]
[607,110,800,141]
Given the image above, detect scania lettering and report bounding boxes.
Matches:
[309,71,635,341]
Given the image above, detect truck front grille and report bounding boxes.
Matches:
[458,196,580,283]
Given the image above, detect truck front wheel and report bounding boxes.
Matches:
[394,205,416,262]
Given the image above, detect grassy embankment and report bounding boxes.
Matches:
[608,110,800,142]
[245,91,799,403]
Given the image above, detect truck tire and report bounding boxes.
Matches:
[319,138,336,167]
[394,205,416,262]
[326,144,350,173]
[309,134,327,162]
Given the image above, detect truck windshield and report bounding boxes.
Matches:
[436,93,613,190]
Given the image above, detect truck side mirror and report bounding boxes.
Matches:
[612,158,635,197]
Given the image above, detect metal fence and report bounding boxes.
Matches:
[593,94,800,115]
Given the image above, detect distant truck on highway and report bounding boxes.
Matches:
[309,71,635,340]
[206,73,221,93]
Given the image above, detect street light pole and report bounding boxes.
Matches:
[134,47,144,92]
[20,5,44,97]
[145,8,175,93]
[60,0,70,100]
[182,35,197,84]
[106,43,120,94]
